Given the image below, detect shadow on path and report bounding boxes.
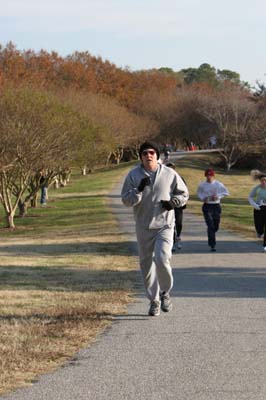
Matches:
[172,266,266,298]
[0,241,138,256]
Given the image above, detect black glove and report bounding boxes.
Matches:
[138,177,151,192]
[161,200,175,211]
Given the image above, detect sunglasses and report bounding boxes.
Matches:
[142,150,156,156]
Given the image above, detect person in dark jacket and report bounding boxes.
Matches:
[248,170,266,252]
[166,163,187,251]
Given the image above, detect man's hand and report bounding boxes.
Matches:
[138,177,151,192]
[161,200,175,211]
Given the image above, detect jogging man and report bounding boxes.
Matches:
[121,141,189,316]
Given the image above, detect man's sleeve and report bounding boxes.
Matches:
[248,186,259,208]
[197,183,205,201]
[172,173,189,207]
[121,173,142,207]
[219,182,229,198]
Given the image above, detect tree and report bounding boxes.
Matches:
[60,89,157,167]
[135,85,215,149]
[217,69,240,84]
[180,63,217,86]
[180,63,242,87]
[198,85,262,171]
[0,43,179,112]
[0,85,82,227]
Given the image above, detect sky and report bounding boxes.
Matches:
[1,0,266,87]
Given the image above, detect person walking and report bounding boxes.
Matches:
[121,141,189,316]
[197,168,229,252]
[248,170,266,252]
[40,170,48,206]
[163,148,170,163]
[166,162,187,251]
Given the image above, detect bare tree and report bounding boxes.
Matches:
[198,85,261,171]
[136,86,215,150]
[60,89,157,167]
[0,85,81,227]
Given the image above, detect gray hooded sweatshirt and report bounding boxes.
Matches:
[121,163,189,230]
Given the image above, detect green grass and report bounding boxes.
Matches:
[0,155,257,238]
[172,153,256,237]
[0,154,260,395]
[0,161,139,395]
[0,162,136,236]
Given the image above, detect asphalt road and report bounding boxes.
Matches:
[2,173,266,400]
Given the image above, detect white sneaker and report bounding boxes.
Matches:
[148,300,161,316]
[160,292,173,312]
[263,247,266,253]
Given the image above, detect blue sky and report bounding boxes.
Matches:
[1,0,266,86]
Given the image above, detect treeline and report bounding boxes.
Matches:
[0,41,266,228]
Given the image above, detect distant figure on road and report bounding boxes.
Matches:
[208,135,217,149]
[166,162,187,251]
[189,142,196,151]
[121,141,189,316]
[197,168,229,252]
[248,170,266,252]
[163,148,170,162]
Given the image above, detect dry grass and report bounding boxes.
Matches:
[0,235,138,394]
[0,290,129,393]
[0,165,138,395]
[1,154,257,395]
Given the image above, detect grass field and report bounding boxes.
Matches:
[0,153,258,395]
[0,162,138,395]
[171,152,257,239]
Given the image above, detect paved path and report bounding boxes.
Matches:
[2,180,266,400]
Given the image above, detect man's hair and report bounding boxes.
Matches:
[139,141,160,160]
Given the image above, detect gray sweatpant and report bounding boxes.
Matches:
[135,225,174,302]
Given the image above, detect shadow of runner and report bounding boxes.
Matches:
[0,266,140,292]
[172,266,266,298]
[175,239,262,253]
[0,241,138,256]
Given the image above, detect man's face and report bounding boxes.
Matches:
[260,177,266,187]
[141,148,158,171]
[206,173,215,183]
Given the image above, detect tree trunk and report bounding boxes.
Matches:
[6,213,15,229]
[18,199,28,217]
[106,152,112,165]
[31,194,38,208]
[53,177,59,189]
[226,163,232,172]
[82,166,87,175]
